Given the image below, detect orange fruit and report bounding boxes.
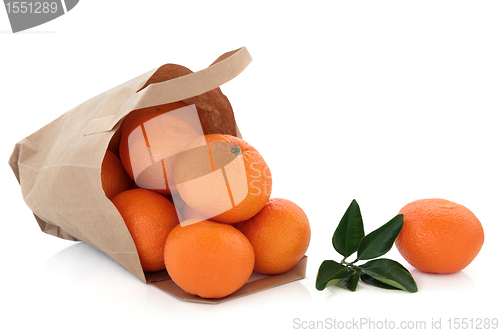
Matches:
[237,198,311,275]
[101,150,134,200]
[112,188,180,272]
[395,198,484,274]
[173,134,272,224]
[119,101,202,195]
[164,220,255,298]
[120,101,188,140]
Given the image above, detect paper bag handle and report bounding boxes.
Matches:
[83,47,252,136]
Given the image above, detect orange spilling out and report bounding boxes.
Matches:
[173,134,272,224]
[164,220,255,299]
[103,102,311,299]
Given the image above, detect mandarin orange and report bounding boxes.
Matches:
[237,198,310,275]
[101,150,134,200]
[164,220,255,298]
[119,101,201,195]
[173,134,271,224]
[112,188,179,272]
[396,198,484,274]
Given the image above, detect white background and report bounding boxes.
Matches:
[1,1,499,332]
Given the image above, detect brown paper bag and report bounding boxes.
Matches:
[9,47,307,303]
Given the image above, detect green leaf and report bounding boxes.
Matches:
[360,272,401,290]
[315,260,352,291]
[333,199,365,258]
[359,258,418,293]
[337,268,360,292]
[357,214,404,260]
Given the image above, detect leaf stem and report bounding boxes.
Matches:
[341,257,360,266]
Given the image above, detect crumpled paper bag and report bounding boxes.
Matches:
[9,47,307,303]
